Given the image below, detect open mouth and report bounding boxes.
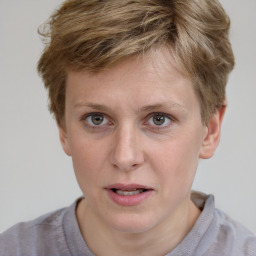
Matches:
[106,184,153,206]
[111,188,148,196]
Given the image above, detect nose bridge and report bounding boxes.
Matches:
[111,122,143,171]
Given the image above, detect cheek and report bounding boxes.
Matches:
[70,137,107,192]
[148,134,201,191]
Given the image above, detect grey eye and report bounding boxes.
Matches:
[87,114,107,126]
[153,115,165,125]
[149,114,171,126]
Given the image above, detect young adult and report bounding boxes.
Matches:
[1,0,255,255]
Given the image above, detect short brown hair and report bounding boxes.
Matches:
[38,0,235,126]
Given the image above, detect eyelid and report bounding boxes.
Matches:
[81,112,102,121]
[146,112,173,120]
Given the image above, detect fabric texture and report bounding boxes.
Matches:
[1,192,255,256]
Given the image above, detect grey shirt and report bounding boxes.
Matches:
[1,192,256,256]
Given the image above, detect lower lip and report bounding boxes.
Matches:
[106,189,153,206]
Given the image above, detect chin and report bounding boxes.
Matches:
[105,212,158,234]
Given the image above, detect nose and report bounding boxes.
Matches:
[110,124,144,171]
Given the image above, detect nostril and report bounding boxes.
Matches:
[111,160,141,172]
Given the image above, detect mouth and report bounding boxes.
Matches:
[105,184,154,206]
[111,188,149,196]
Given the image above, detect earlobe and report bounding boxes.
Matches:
[199,106,226,159]
[58,125,71,156]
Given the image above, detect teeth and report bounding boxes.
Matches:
[115,189,145,196]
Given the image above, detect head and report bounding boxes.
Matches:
[38,0,234,127]
[37,0,235,235]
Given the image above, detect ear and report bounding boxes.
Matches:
[58,125,71,156]
[199,106,226,159]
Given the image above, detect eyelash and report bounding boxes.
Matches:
[81,112,173,130]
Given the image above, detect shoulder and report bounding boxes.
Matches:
[0,206,71,256]
[206,207,256,256]
[190,192,256,256]
[215,209,256,254]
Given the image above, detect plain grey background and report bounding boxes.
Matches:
[0,0,256,234]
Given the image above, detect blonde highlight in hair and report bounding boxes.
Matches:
[38,0,235,125]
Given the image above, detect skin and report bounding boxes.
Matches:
[59,50,225,256]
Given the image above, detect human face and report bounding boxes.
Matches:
[60,52,209,234]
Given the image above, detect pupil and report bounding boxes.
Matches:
[92,115,103,125]
[153,115,165,125]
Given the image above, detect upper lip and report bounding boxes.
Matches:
[105,183,153,190]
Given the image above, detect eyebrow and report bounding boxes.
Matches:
[140,103,187,113]
[74,102,187,113]
[74,103,113,112]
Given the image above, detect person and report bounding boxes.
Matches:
[0,0,256,255]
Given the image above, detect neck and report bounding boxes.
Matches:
[76,197,201,256]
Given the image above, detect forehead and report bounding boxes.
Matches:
[65,50,200,114]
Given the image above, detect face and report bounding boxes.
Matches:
[59,51,220,234]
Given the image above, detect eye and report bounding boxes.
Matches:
[148,113,172,127]
[85,113,109,126]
